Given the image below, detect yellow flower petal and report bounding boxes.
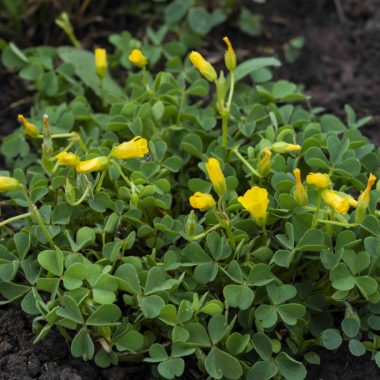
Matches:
[76,157,108,173]
[238,186,269,226]
[189,51,217,82]
[189,192,216,211]
[205,158,226,196]
[0,176,20,192]
[128,49,148,68]
[56,152,80,166]
[306,172,331,189]
[111,136,149,160]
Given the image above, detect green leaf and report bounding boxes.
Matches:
[71,328,94,361]
[329,263,355,291]
[158,358,185,380]
[321,328,342,350]
[252,333,273,361]
[255,305,277,328]
[164,0,193,24]
[277,304,306,325]
[86,304,121,326]
[114,263,141,294]
[225,332,250,355]
[235,57,281,82]
[37,249,64,277]
[63,263,88,290]
[138,295,165,318]
[0,281,29,303]
[341,318,360,338]
[275,352,306,380]
[247,263,274,286]
[208,314,228,345]
[147,343,169,362]
[14,231,30,259]
[56,295,84,324]
[247,361,278,380]
[348,339,366,357]
[115,330,144,352]
[223,284,254,310]
[205,348,243,380]
[187,7,211,35]
[295,229,326,251]
[355,276,378,299]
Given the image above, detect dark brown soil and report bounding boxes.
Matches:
[2,0,380,379]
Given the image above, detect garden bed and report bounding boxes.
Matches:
[1,0,380,379]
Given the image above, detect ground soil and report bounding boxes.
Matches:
[1,0,380,379]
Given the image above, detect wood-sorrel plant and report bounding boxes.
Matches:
[1,34,380,380]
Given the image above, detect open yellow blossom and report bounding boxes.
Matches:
[306,172,331,189]
[18,114,39,137]
[339,193,358,208]
[0,176,20,192]
[271,142,301,153]
[76,157,108,173]
[95,48,107,78]
[238,186,269,226]
[321,190,350,214]
[258,149,271,177]
[205,158,226,196]
[111,137,149,160]
[128,49,148,68]
[56,152,80,166]
[356,173,377,223]
[189,51,217,82]
[293,168,308,206]
[223,36,236,71]
[189,192,216,211]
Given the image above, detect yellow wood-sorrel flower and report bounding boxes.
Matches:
[76,157,108,173]
[0,176,20,192]
[271,142,301,153]
[17,114,39,137]
[111,137,149,160]
[189,192,216,211]
[258,149,271,177]
[306,172,331,189]
[355,173,377,223]
[293,168,308,206]
[321,189,350,214]
[238,186,269,226]
[56,152,80,166]
[95,48,107,78]
[189,51,217,82]
[223,36,236,72]
[128,49,148,68]
[205,158,226,196]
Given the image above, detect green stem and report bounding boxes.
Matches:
[99,77,106,108]
[222,114,228,148]
[0,212,33,227]
[110,160,132,187]
[317,219,357,228]
[232,147,262,178]
[96,169,108,192]
[22,187,56,249]
[191,223,222,241]
[226,71,235,111]
[312,192,322,228]
[71,185,91,206]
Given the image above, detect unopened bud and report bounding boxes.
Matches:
[185,210,197,237]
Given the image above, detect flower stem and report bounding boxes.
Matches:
[191,223,222,240]
[0,212,32,228]
[96,169,108,192]
[232,147,262,178]
[222,114,228,148]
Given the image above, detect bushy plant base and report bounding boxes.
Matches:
[1,30,380,380]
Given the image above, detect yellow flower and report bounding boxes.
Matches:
[76,157,108,173]
[95,48,107,78]
[189,192,216,211]
[17,114,39,137]
[306,172,331,189]
[205,158,226,196]
[356,173,377,223]
[293,168,308,206]
[339,193,358,208]
[0,176,20,192]
[128,49,148,68]
[238,186,269,226]
[258,149,271,177]
[111,136,149,160]
[321,190,350,214]
[56,152,80,166]
[189,51,217,82]
[271,142,301,153]
[223,36,236,71]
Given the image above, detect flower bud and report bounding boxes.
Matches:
[65,178,76,204]
[355,173,377,224]
[293,168,308,206]
[17,114,39,137]
[56,152,80,166]
[321,189,350,214]
[189,51,217,82]
[205,158,226,196]
[238,186,269,227]
[0,176,20,192]
[258,149,272,177]
[216,71,227,114]
[76,156,108,173]
[223,36,236,72]
[271,142,301,153]
[111,136,149,160]
[306,172,331,189]
[189,192,216,212]
[128,49,148,68]
[95,48,107,78]
[185,210,197,236]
